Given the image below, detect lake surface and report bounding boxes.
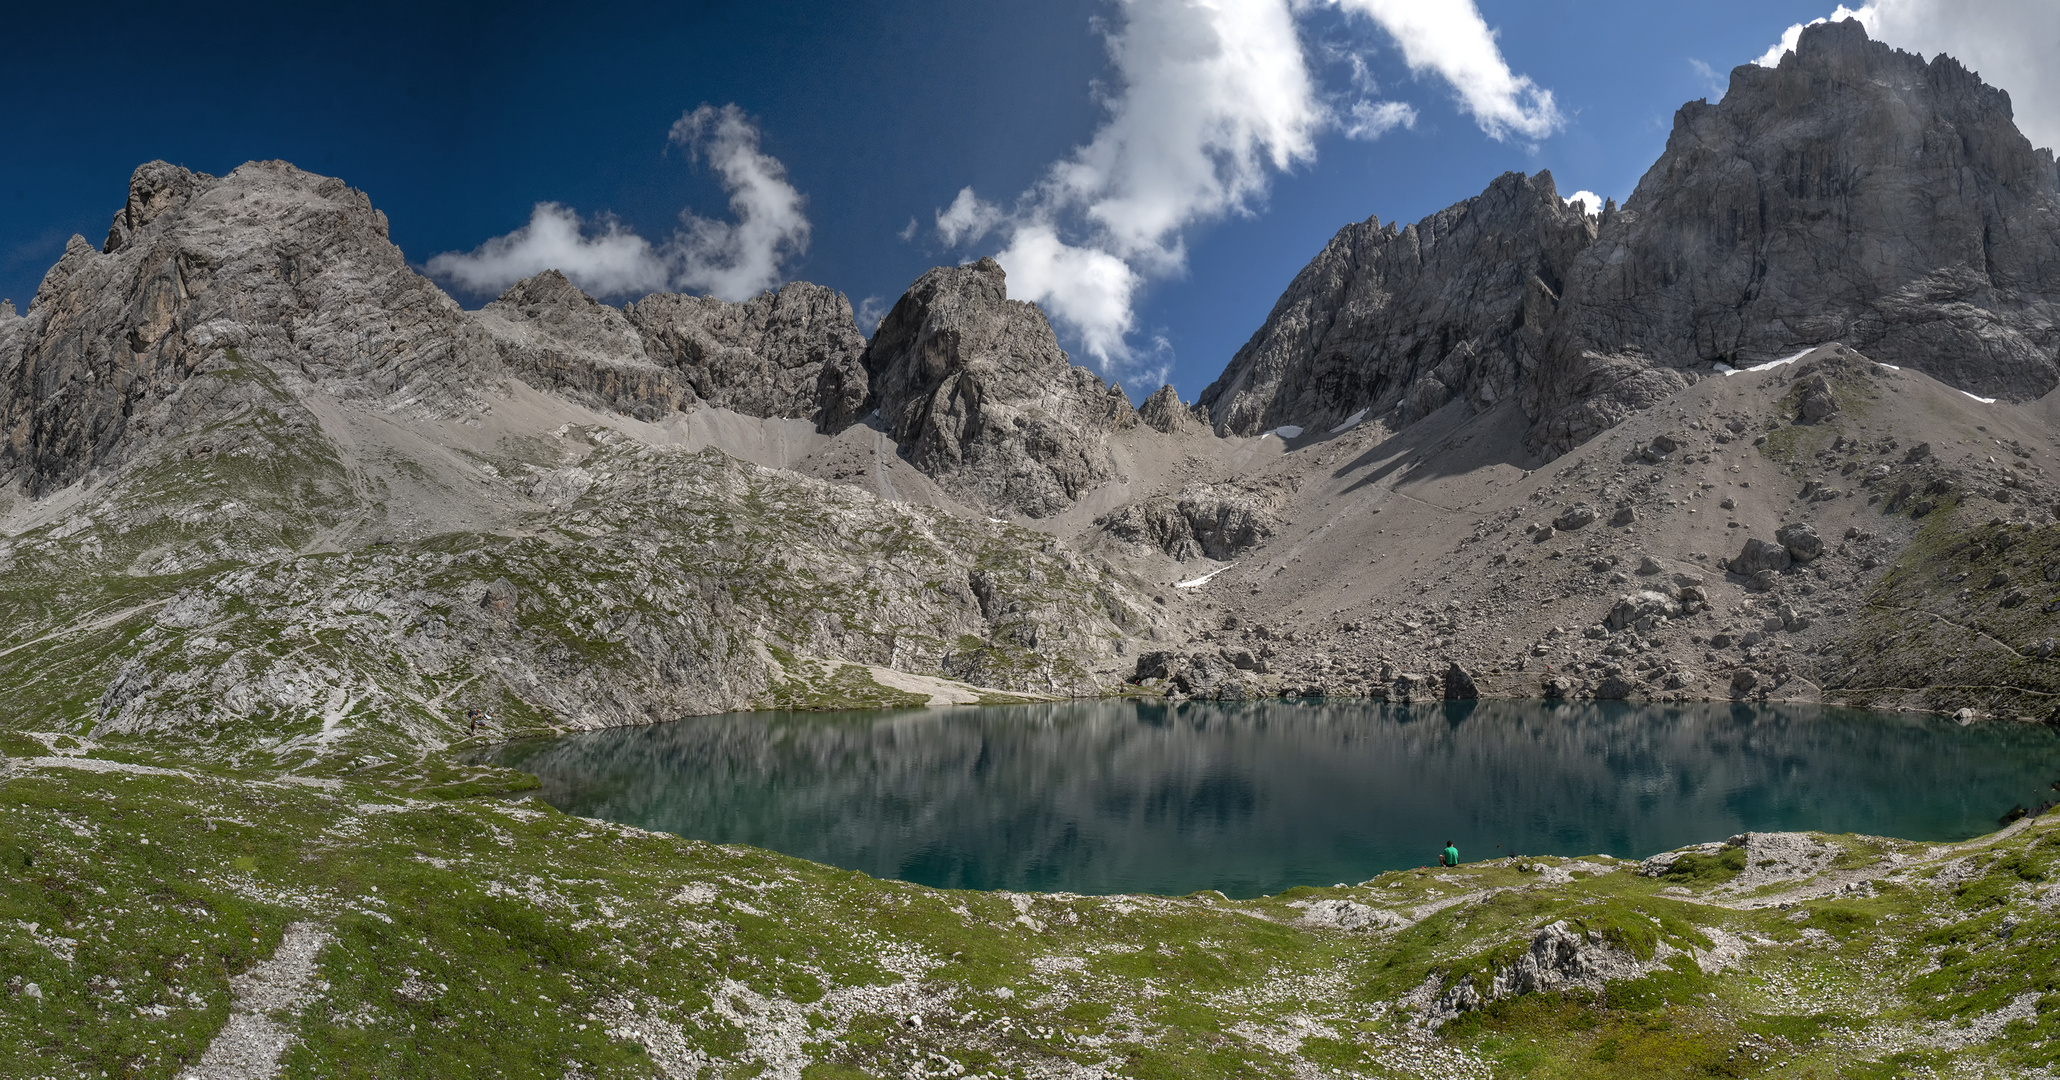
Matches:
[491,699,2060,898]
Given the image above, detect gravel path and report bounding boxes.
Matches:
[177,921,332,1080]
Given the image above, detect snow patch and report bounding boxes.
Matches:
[1722,347,1817,375]
[1330,408,1369,434]
[1175,564,1236,589]
[1959,390,1998,404]
[1260,425,1304,440]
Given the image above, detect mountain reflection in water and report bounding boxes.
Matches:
[491,699,2060,898]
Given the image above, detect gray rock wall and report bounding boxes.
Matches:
[1201,20,2060,458]
[626,282,869,431]
[1528,19,2060,451]
[862,258,1135,517]
[2,160,501,496]
[1197,171,1596,437]
[477,270,693,422]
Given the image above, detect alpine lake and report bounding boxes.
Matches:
[489,699,2060,899]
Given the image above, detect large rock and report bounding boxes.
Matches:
[1095,478,1293,562]
[626,282,869,430]
[2,160,501,496]
[1526,19,2060,451]
[1730,538,1794,575]
[1197,171,1596,436]
[861,258,1135,517]
[1776,522,1824,562]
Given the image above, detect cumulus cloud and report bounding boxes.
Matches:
[667,104,812,301]
[932,0,1558,376]
[1564,190,1603,217]
[935,187,1004,247]
[1343,100,1418,141]
[1329,0,1563,142]
[994,223,1146,367]
[425,203,670,298]
[930,0,1322,371]
[1757,1,2060,149]
[428,104,809,303]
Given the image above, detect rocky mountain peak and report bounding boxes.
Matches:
[3,159,492,496]
[625,281,868,431]
[103,161,209,254]
[1197,169,1595,438]
[861,258,1135,517]
[1524,18,2060,452]
[1203,19,2060,459]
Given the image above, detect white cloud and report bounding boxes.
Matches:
[427,104,809,303]
[1757,1,2060,150]
[994,224,1143,368]
[1041,0,1323,273]
[1564,190,1603,217]
[925,0,1323,372]
[934,187,1004,247]
[666,104,811,301]
[1343,100,1418,141]
[1328,0,1563,142]
[1688,58,1726,97]
[929,0,1558,375]
[425,203,671,299]
[856,294,890,336]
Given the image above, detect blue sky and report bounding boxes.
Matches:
[4,0,2050,400]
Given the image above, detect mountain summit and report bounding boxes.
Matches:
[1204,19,2060,454]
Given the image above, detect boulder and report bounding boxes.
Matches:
[1443,662,1479,700]
[1607,591,1680,632]
[1775,522,1824,562]
[1730,538,1793,575]
[1553,504,1599,531]
[1133,651,1182,682]
[482,577,520,617]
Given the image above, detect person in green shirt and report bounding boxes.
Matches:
[1440,841,1459,867]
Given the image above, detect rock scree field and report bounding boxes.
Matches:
[5,17,2060,1078]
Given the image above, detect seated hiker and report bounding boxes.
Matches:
[1440,840,1459,867]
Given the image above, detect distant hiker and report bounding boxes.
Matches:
[1440,841,1459,867]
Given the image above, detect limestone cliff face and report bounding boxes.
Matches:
[1527,19,2060,452]
[626,283,869,431]
[1,160,501,496]
[1198,171,1595,438]
[862,258,1135,517]
[476,270,693,422]
[1206,20,2060,455]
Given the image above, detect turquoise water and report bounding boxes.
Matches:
[491,699,2060,898]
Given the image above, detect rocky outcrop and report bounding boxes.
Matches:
[1526,19,2060,451]
[1196,170,1596,437]
[476,270,692,421]
[1095,477,1295,561]
[2,160,500,496]
[1136,384,1203,434]
[861,258,1135,517]
[626,282,868,430]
